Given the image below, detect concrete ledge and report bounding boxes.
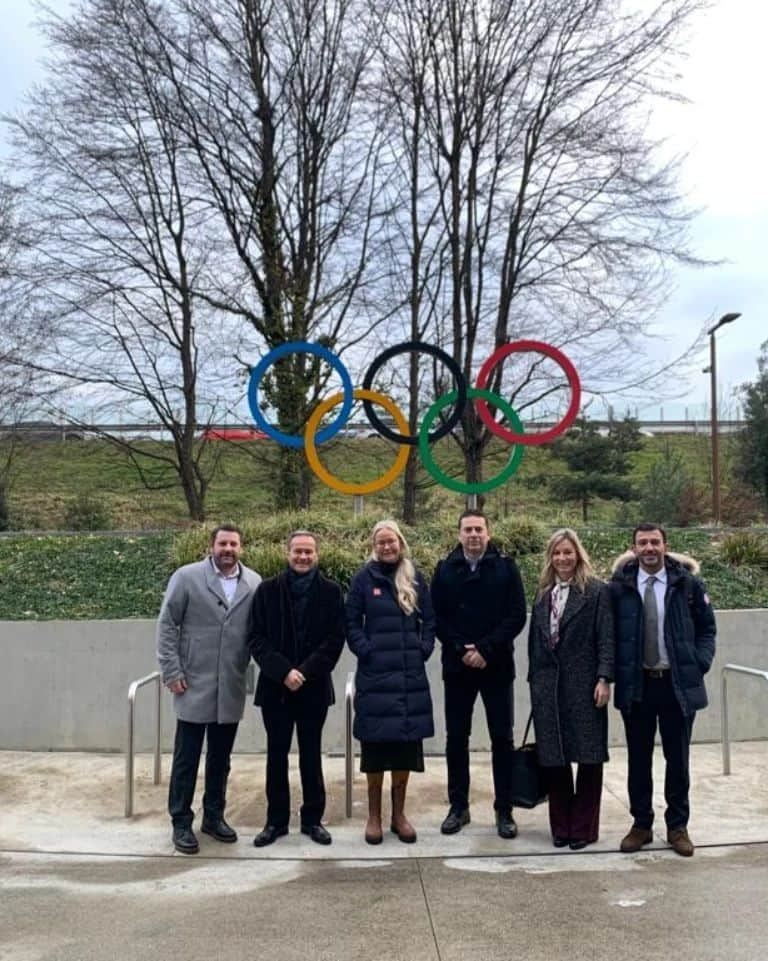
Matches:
[1,610,767,751]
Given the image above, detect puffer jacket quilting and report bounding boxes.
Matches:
[345,561,435,742]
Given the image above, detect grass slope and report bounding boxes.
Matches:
[2,431,751,530]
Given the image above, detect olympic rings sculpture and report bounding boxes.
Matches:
[247,339,581,495]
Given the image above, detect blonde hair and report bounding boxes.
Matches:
[369,519,418,615]
[536,528,594,599]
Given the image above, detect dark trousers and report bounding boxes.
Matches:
[262,700,328,828]
[622,673,695,831]
[545,762,603,842]
[168,719,238,828]
[444,671,514,812]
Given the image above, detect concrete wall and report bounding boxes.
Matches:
[1,611,766,753]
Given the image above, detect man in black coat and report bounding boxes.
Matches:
[249,530,345,846]
[610,523,716,857]
[431,510,527,838]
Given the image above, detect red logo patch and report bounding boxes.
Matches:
[373,588,382,596]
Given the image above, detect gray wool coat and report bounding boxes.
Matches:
[156,558,261,724]
[527,577,614,767]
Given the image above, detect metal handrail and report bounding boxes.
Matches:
[345,671,355,818]
[721,663,768,775]
[126,671,163,817]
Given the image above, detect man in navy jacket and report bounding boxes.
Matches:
[610,523,716,857]
[431,510,527,838]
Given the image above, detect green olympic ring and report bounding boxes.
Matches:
[418,387,525,494]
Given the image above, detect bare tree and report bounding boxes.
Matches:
[6,0,227,521]
[133,0,389,508]
[376,0,706,501]
[0,179,40,529]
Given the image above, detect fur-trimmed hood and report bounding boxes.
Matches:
[611,550,700,577]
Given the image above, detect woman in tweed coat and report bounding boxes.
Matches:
[527,529,614,850]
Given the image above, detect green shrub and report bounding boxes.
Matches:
[63,492,111,531]
[169,516,447,585]
[491,515,546,556]
[638,447,707,527]
[1,523,766,619]
[719,532,768,570]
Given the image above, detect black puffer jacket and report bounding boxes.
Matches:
[431,543,527,679]
[610,552,716,717]
[345,561,435,743]
[527,577,614,767]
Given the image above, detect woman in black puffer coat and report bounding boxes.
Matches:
[345,519,435,845]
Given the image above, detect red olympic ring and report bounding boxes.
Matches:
[474,340,581,446]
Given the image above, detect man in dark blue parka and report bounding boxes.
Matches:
[610,523,716,857]
[431,510,527,839]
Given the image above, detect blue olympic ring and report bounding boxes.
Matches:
[247,341,354,449]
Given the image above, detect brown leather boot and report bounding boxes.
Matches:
[365,775,383,845]
[667,827,694,857]
[390,776,417,843]
[620,825,653,853]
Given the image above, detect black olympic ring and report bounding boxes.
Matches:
[361,341,468,446]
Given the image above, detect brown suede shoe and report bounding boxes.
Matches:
[667,827,694,857]
[620,826,653,853]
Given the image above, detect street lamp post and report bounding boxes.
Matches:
[708,312,741,524]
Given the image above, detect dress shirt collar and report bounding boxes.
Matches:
[638,565,667,589]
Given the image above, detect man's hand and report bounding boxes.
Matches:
[167,678,187,695]
[284,669,305,692]
[462,645,487,670]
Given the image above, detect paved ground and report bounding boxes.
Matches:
[1,742,767,960]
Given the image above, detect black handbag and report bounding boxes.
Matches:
[510,711,548,809]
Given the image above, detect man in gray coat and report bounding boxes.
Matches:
[157,524,261,854]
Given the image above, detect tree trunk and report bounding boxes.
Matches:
[402,448,418,525]
[179,459,206,522]
[298,457,312,509]
[0,480,9,531]
[275,446,303,510]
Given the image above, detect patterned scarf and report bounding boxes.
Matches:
[549,581,571,648]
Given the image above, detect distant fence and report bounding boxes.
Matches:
[0,419,746,440]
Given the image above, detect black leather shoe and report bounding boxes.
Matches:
[440,808,470,835]
[301,824,332,846]
[201,817,238,843]
[496,811,518,840]
[172,825,199,855]
[553,836,570,848]
[569,839,590,850]
[252,824,289,848]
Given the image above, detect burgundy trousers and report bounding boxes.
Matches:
[545,762,604,842]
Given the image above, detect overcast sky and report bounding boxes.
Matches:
[1,0,765,421]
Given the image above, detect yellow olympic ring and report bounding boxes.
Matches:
[304,388,410,495]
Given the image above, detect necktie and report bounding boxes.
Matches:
[643,575,660,667]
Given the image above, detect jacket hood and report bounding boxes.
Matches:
[611,549,700,577]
